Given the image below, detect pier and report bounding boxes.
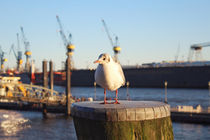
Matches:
[0,82,67,112]
[170,106,210,124]
[0,59,74,115]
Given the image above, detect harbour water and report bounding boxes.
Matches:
[0,86,210,140]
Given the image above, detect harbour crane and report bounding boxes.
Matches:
[0,46,7,72]
[56,15,75,69]
[9,34,23,71]
[102,19,121,62]
[20,26,32,72]
[188,42,210,61]
[174,44,180,62]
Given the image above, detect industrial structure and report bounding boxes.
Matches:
[56,15,75,68]
[102,19,121,62]
[0,76,67,110]
[188,42,210,61]
[20,27,32,72]
[9,34,23,72]
[0,46,7,72]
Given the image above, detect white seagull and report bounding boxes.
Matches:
[94,53,125,104]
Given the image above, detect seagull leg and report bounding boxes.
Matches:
[104,88,107,104]
[114,89,120,104]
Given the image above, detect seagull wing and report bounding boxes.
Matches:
[116,62,126,85]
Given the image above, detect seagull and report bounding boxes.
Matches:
[94,53,125,104]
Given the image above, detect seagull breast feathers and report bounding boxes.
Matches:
[95,60,125,91]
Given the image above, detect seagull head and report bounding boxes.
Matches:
[94,53,112,64]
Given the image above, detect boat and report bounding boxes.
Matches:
[0,76,27,97]
[29,60,210,89]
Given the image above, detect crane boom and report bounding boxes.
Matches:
[17,33,21,52]
[101,19,121,62]
[56,15,75,58]
[188,41,210,61]
[17,33,22,62]
[102,19,114,47]
[20,27,30,52]
[191,42,210,49]
[0,46,2,55]
[9,37,23,72]
[0,46,7,71]
[0,47,6,60]
[20,27,31,72]
[56,15,68,46]
[174,45,180,62]
[56,15,64,36]
[9,44,17,59]
[59,30,68,46]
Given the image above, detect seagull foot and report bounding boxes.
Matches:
[114,101,120,104]
[100,100,108,104]
[113,99,120,104]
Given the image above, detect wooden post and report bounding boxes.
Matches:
[66,56,71,116]
[164,81,168,103]
[43,60,48,88]
[126,81,130,100]
[42,103,47,119]
[49,60,54,96]
[42,60,48,118]
[208,81,210,96]
[94,82,96,100]
[71,101,174,140]
[208,81,210,107]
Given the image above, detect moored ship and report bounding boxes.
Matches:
[31,60,210,89]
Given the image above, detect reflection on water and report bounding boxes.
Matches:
[0,109,209,140]
[0,87,210,139]
[0,110,77,140]
[0,110,31,136]
[173,123,210,140]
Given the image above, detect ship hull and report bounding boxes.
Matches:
[123,66,210,88]
[32,65,210,89]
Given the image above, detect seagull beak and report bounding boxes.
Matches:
[94,60,100,63]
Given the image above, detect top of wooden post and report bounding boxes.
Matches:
[71,100,170,122]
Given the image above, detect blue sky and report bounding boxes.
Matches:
[1,0,210,71]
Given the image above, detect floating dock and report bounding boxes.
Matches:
[171,106,210,124]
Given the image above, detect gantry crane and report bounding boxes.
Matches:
[56,15,75,69]
[188,42,210,61]
[9,34,23,71]
[20,26,32,72]
[102,19,121,62]
[0,46,7,72]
